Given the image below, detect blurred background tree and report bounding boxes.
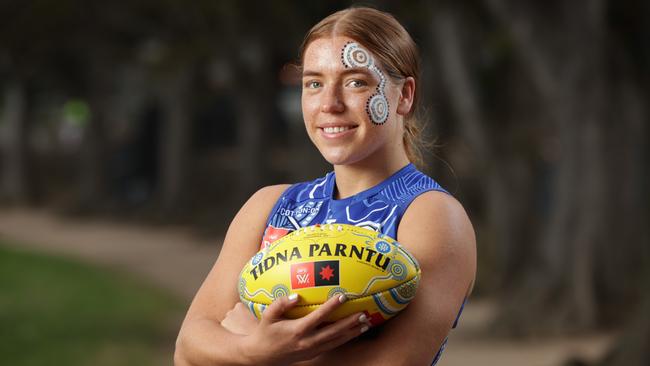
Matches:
[0,0,647,364]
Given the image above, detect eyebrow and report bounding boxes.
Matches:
[302,68,373,78]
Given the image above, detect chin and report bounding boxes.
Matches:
[323,156,346,166]
[320,151,348,165]
[317,143,377,166]
[322,152,364,166]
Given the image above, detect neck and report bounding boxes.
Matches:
[332,150,410,200]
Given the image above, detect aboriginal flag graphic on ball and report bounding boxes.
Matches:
[291,261,339,289]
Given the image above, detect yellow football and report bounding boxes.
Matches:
[238,224,421,326]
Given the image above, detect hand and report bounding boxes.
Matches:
[221,302,259,336]
[241,294,371,366]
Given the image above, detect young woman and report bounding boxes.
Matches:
[175,7,476,366]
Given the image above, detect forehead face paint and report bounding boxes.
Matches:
[341,42,389,125]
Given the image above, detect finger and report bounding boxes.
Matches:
[307,312,369,345]
[261,293,300,323]
[299,294,347,329]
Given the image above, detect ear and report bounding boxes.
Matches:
[396,77,415,116]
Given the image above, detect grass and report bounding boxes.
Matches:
[0,241,185,366]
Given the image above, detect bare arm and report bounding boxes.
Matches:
[175,185,289,365]
[301,191,477,365]
[174,185,370,366]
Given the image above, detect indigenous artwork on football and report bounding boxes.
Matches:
[239,224,421,326]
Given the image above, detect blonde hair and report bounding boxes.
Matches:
[300,6,429,168]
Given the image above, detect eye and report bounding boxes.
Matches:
[346,79,367,88]
[304,80,322,89]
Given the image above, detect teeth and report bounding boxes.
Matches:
[324,126,351,134]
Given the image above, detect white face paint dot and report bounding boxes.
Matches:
[342,42,374,68]
[340,41,389,124]
[351,49,368,64]
[368,94,389,124]
[370,65,387,91]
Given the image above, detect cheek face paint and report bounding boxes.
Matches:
[341,42,389,125]
[367,94,389,124]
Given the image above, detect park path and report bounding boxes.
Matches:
[0,207,217,300]
[0,207,614,366]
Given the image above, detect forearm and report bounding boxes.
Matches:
[298,325,446,366]
[175,317,254,366]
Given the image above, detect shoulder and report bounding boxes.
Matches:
[399,190,474,248]
[248,184,292,207]
[397,190,476,292]
[225,184,291,241]
[183,184,292,321]
[405,188,472,225]
[232,184,292,225]
[378,165,447,207]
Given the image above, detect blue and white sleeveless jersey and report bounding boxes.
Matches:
[261,163,447,248]
[260,163,460,366]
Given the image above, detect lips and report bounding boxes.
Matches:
[318,124,358,139]
[323,126,351,134]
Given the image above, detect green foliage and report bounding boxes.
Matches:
[0,243,183,366]
[63,99,91,127]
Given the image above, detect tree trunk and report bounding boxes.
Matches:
[481,0,617,335]
[431,5,531,292]
[233,37,272,200]
[593,25,650,366]
[158,68,192,214]
[78,95,108,210]
[0,80,32,203]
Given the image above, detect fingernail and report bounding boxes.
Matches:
[358,314,368,323]
[338,294,348,303]
[288,293,298,302]
[361,325,369,333]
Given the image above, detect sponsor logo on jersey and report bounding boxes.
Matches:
[291,260,340,289]
[261,225,291,249]
[279,206,320,217]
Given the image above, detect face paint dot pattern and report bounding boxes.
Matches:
[370,65,387,91]
[341,41,390,124]
[342,42,374,68]
[351,49,369,65]
[367,94,389,125]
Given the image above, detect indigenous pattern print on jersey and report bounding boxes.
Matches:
[260,163,461,366]
[261,164,447,249]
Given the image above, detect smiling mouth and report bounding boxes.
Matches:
[321,126,357,134]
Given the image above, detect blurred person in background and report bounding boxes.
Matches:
[175,6,476,365]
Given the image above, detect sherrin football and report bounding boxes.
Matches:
[238,224,421,326]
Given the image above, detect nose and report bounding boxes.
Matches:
[320,86,344,113]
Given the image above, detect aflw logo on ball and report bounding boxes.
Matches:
[291,261,340,289]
